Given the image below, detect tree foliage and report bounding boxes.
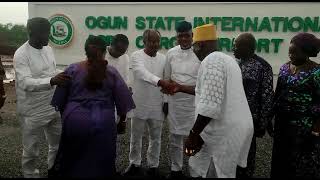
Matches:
[0,23,28,55]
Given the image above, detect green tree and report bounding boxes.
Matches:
[0,23,28,55]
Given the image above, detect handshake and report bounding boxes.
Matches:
[157,79,181,95]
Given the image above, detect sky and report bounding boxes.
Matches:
[0,2,28,25]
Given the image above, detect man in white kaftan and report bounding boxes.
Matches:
[13,17,70,178]
[124,29,172,177]
[106,34,132,125]
[188,24,253,178]
[164,21,200,178]
[162,24,254,178]
[188,50,254,178]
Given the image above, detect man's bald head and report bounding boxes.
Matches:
[143,29,161,57]
[26,17,51,48]
[27,17,50,36]
[236,33,256,49]
[233,33,256,60]
[143,29,161,44]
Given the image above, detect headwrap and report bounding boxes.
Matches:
[85,35,107,59]
[290,32,320,57]
[193,24,218,43]
[85,35,107,50]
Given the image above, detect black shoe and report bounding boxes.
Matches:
[146,167,160,177]
[166,171,185,179]
[123,164,142,176]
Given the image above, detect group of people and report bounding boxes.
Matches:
[10,17,320,178]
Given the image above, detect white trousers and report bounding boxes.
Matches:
[189,157,218,178]
[20,114,62,178]
[129,117,163,168]
[169,133,186,171]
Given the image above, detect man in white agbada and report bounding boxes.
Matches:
[164,24,254,178]
[106,34,132,130]
[13,17,70,178]
[163,21,200,178]
[106,34,130,88]
[123,29,172,177]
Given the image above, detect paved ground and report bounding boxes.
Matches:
[0,82,273,178]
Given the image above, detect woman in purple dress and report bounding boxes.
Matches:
[49,35,135,178]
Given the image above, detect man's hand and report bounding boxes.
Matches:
[184,130,204,156]
[167,80,181,94]
[50,72,71,87]
[163,102,168,117]
[128,87,133,96]
[158,79,172,89]
[117,121,126,134]
[159,80,181,95]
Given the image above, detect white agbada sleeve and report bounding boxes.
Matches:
[131,51,161,86]
[162,53,172,103]
[13,53,53,92]
[196,59,225,120]
[123,54,131,86]
[164,53,172,81]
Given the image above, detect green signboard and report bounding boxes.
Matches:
[84,15,320,53]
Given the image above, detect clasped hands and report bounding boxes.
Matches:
[158,79,181,95]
